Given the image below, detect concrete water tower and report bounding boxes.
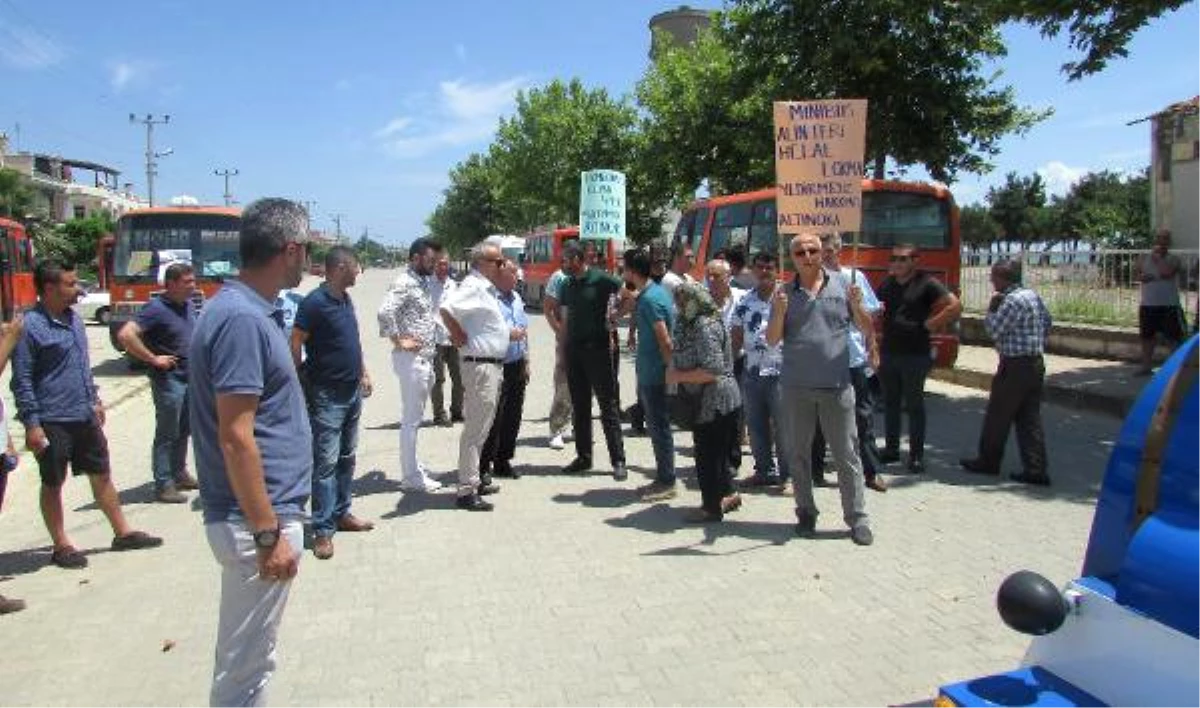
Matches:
[648,6,712,59]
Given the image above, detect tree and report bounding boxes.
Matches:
[986,172,1050,246]
[995,0,1191,80]
[635,0,1049,200]
[34,214,113,277]
[960,203,1003,248]
[487,78,668,243]
[1057,168,1151,248]
[426,153,504,253]
[0,168,34,220]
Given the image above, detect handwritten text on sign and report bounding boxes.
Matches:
[773,99,867,233]
[579,169,626,241]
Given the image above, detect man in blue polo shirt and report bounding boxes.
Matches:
[118,261,199,504]
[190,198,312,706]
[479,258,529,482]
[291,246,374,561]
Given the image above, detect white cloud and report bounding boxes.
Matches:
[0,22,65,69]
[376,76,529,159]
[170,194,199,206]
[111,62,136,91]
[374,118,412,139]
[1037,160,1087,197]
[108,60,155,92]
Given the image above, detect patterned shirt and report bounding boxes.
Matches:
[377,267,438,359]
[672,315,741,425]
[730,288,783,377]
[985,285,1051,357]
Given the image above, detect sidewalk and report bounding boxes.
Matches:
[931,345,1149,419]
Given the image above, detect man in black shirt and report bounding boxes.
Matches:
[560,241,627,481]
[876,245,961,473]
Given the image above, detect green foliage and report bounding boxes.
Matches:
[1056,169,1151,249]
[987,172,1049,243]
[426,153,503,253]
[993,0,1190,80]
[0,168,34,219]
[960,204,1003,247]
[353,235,395,266]
[33,214,113,278]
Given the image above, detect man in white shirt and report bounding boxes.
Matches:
[1135,229,1186,375]
[428,246,464,425]
[659,244,696,294]
[440,241,520,511]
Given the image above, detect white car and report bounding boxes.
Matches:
[75,285,111,325]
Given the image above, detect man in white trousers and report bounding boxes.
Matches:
[377,237,443,493]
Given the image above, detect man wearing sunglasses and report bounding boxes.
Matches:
[767,232,875,546]
[876,245,961,474]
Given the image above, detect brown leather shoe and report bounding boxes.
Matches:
[336,514,375,532]
[720,493,743,513]
[313,536,334,560]
[0,594,26,614]
[866,476,889,493]
[174,471,199,491]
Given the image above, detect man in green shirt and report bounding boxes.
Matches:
[559,241,627,481]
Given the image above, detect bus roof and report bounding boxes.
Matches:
[685,179,956,210]
[119,206,242,218]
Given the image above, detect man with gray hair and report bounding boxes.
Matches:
[767,232,875,546]
[440,240,516,511]
[189,197,312,705]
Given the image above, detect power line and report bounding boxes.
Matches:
[130,113,171,206]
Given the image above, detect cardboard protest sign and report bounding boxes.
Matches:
[773,99,867,234]
[579,169,626,241]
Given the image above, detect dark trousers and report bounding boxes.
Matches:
[566,344,625,466]
[694,409,739,515]
[881,353,932,459]
[481,360,528,477]
[432,345,463,420]
[977,355,1047,476]
[812,366,882,480]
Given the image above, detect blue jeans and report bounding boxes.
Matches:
[741,370,789,481]
[308,381,362,538]
[638,383,675,485]
[150,370,190,490]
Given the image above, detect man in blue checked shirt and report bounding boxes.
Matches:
[960,259,1053,486]
[480,258,529,483]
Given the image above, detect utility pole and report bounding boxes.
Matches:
[214,168,239,206]
[129,113,171,206]
[330,213,345,243]
[300,200,317,219]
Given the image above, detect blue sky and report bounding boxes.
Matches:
[1,1,1196,244]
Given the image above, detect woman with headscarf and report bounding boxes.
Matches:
[666,282,743,522]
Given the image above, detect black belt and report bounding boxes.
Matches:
[463,356,503,365]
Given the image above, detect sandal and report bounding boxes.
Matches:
[51,547,88,569]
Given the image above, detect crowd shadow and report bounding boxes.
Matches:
[380,490,460,519]
[350,469,402,498]
[601,503,809,552]
[90,357,142,379]
[0,544,112,578]
[74,481,158,511]
[551,487,639,509]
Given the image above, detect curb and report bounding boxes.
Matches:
[929,367,1132,420]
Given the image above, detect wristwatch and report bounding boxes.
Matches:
[253,526,280,549]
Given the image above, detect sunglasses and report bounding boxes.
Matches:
[792,248,821,256]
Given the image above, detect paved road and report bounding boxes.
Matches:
[0,269,1121,706]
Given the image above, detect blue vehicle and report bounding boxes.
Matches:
[936,336,1199,706]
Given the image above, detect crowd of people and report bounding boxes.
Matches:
[0,195,1086,707]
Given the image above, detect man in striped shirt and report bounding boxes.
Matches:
[960,259,1053,486]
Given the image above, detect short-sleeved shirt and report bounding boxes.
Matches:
[190,279,312,524]
[496,289,529,364]
[276,290,304,340]
[635,281,675,386]
[878,272,950,357]
[833,266,880,369]
[780,270,852,390]
[562,268,622,350]
[1139,253,1183,307]
[441,271,509,359]
[427,276,457,345]
[134,295,195,375]
[731,288,782,377]
[716,286,747,356]
[295,284,363,385]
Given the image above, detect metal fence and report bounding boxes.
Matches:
[960,248,1200,327]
